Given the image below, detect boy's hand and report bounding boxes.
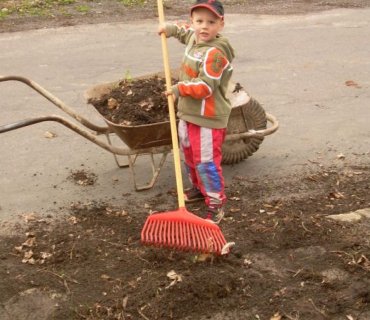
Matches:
[158,24,167,36]
[163,90,177,102]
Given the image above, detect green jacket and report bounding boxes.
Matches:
[165,23,235,129]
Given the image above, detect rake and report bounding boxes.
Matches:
[140,0,228,255]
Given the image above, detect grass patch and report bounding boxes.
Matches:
[0,0,149,19]
[118,0,146,6]
[76,4,90,12]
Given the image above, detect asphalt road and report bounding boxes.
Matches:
[0,8,369,220]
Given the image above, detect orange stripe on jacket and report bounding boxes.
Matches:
[204,95,215,117]
[182,63,198,78]
[178,82,212,99]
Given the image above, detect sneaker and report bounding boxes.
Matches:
[184,187,204,203]
[204,206,224,224]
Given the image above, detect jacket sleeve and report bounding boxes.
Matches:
[172,47,230,100]
[165,23,194,45]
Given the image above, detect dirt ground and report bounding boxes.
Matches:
[1,0,370,33]
[1,162,369,319]
[1,1,370,320]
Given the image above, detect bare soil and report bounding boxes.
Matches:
[1,0,370,34]
[1,163,369,319]
[1,2,370,320]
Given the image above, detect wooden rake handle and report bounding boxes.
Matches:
[157,0,185,208]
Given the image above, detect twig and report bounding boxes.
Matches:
[301,222,312,233]
[37,268,79,284]
[283,311,300,320]
[293,268,303,278]
[138,256,150,264]
[63,278,71,294]
[75,311,88,319]
[138,308,150,320]
[70,242,76,260]
[308,298,329,318]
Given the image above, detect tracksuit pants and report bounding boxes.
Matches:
[178,119,227,207]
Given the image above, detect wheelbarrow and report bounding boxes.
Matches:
[0,74,278,191]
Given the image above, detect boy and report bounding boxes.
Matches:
[159,0,235,224]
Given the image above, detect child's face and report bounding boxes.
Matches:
[191,8,224,43]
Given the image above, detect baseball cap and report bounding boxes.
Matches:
[190,0,224,19]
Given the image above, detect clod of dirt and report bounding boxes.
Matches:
[68,169,97,186]
[91,76,178,126]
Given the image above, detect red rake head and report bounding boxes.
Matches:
[141,207,227,255]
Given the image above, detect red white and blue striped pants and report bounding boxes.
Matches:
[178,119,227,207]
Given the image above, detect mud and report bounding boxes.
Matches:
[1,164,369,319]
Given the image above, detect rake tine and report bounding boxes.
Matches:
[215,229,226,251]
[163,220,168,246]
[198,226,207,253]
[180,221,185,249]
[152,221,160,244]
[141,221,149,244]
[157,220,163,245]
[185,222,191,251]
[170,221,175,248]
[193,224,202,252]
[175,222,181,248]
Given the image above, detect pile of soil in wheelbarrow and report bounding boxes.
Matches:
[91,75,178,126]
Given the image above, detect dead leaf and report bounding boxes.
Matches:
[357,254,370,270]
[22,212,37,222]
[101,274,111,280]
[345,80,361,88]
[22,250,36,264]
[39,252,53,264]
[167,270,182,281]
[166,270,182,289]
[121,120,132,126]
[194,253,212,262]
[221,242,235,255]
[14,246,23,253]
[67,216,78,224]
[107,98,118,109]
[22,236,36,248]
[243,258,252,266]
[122,296,128,309]
[267,211,277,215]
[337,153,345,160]
[44,131,57,139]
[328,191,345,199]
[230,207,241,213]
[270,312,282,320]
[23,250,33,259]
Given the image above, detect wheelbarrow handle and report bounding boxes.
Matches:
[0,114,171,156]
[0,75,107,133]
[224,112,279,142]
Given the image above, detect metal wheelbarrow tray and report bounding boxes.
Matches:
[0,73,278,191]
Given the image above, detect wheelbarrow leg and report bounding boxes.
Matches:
[128,152,169,191]
[105,131,170,191]
[105,132,131,168]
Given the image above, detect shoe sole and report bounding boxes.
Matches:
[184,196,205,204]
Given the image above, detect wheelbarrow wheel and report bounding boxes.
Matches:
[222,97,267,165]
